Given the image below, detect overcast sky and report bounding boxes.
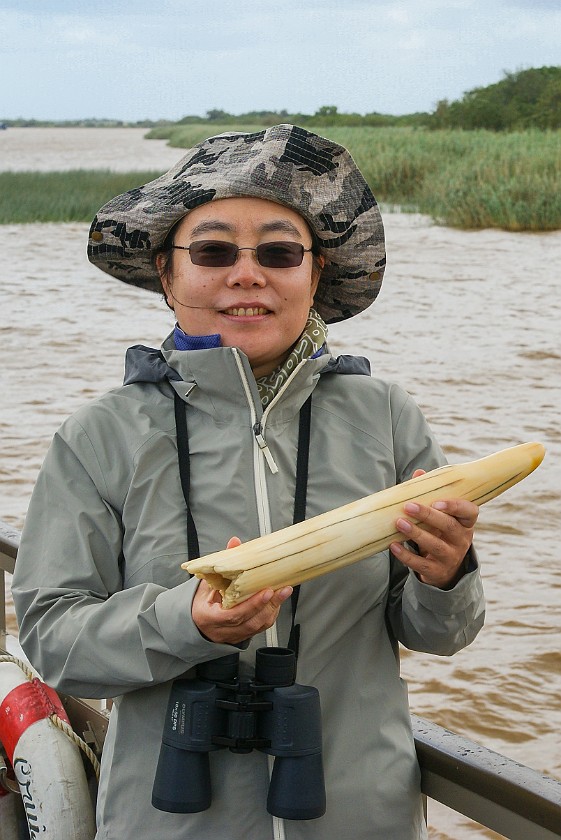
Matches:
[1,0,559,121]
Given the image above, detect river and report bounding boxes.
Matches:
[1,127,560,839]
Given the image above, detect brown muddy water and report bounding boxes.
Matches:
[1,128,560,839]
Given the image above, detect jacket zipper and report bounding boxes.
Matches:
[232,349,291,840]
[232,352,310,539]
[253,421,279,474]
[232,350,279,649]
[232,349,277,542]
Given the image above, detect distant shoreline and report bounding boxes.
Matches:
[0,120,171,129]
[2,124,558,232]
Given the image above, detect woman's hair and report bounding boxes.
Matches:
[152,219,180,280]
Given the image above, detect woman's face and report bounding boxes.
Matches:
[158,196,322,378]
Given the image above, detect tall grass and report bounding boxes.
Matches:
[146,125,561,231]
[2,127,560,230]
[423,134,561,230]
[0,170,161,224]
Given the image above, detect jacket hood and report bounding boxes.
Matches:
[122,342,371,387]
[123,344,180,386]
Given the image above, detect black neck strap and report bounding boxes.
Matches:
[173,390,312,659]
[287,395,312,657]
[174,390,200,560]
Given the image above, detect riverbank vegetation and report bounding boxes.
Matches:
[146,66,561,133]
[3,66,560,132]
[430,66,561,131]
[2,68,560,230]
[2,126,559,231]
[0,171,161,224]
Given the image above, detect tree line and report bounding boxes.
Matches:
[3,67,559,132]
[430,66,561,130]
[177,67,561,132]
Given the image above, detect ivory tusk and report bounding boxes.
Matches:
[183,441,545,608]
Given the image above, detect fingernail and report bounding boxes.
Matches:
[433,501,447,511]
[279,586,293,600]
[396,517,412,533]
[261,589,274,604]
[404,502,420,515]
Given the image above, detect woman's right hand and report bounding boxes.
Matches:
[191,537,293,645]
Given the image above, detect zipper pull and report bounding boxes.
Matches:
[253,422,279,474]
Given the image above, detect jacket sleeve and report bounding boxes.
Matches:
[384,386,486,655]
[11,421,236,699]
[386,549,485,655]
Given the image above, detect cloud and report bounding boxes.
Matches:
[0,8,125,51]
[1,0,559,120]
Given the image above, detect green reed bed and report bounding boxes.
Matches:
[146,124,561,232]
[331,127,561,231]
[2,127,560,230]
[0,170,162,224]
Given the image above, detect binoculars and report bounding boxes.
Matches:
[152,647,326,820]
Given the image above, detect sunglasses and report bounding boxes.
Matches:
[171,240,313,269]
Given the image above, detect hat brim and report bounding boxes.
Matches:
[88,125,386,323]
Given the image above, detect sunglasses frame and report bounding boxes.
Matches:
[171,239,313,268]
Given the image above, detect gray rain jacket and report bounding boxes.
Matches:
[12,337,485,840]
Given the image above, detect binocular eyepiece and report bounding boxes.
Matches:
[152,647,326,820]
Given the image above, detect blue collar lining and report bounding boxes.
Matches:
[173,325,222,351]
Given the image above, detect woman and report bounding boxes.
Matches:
[12,124,484,840]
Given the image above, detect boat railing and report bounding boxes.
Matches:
[1,520,561,838]
[0,520,17,634]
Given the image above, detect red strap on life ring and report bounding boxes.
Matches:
[0,679,70,763]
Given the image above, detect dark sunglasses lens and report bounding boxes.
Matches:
[187,240,305,268]
[257,242,304,268]
[189,241,238,266]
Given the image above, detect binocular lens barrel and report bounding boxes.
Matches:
[268,752,326,820]
[255,647,296,686]
[151,743,211,813]
[261,683,325,820]
[196,652,240,682]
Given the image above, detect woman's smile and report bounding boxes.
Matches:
[221,305,271,318]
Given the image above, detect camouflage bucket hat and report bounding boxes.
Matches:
[88,124,386,323]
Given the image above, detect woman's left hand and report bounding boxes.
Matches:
[390,470,479,589]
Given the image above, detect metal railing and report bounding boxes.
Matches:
[1,520,561,837]
[0,520,17,635]
[413,715,561,838]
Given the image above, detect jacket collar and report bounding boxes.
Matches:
[123,332,370,421]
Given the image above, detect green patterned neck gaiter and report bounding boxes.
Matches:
[256,308,328,407]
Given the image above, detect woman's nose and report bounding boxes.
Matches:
[225,249,267,287]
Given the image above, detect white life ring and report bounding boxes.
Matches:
[0,659,96,839]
